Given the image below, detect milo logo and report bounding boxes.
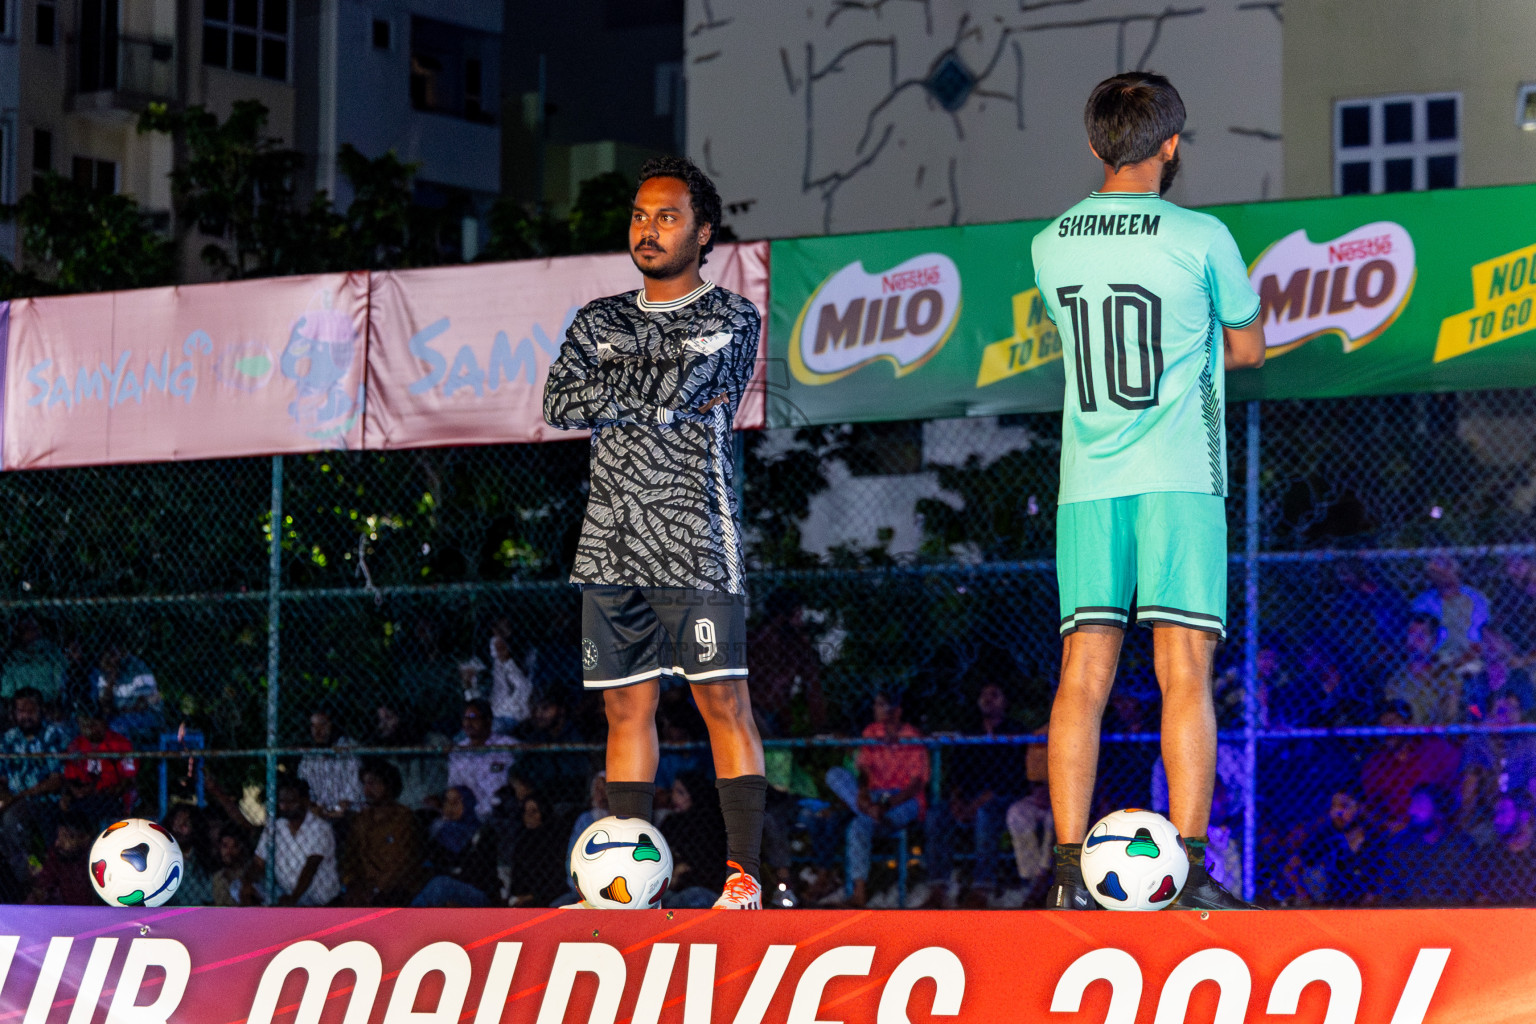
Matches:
[790,254,961,384]
[1250,221,1416,356]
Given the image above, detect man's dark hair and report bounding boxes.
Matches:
[1408,612,1441,632]
[636,155,723,267]
[359,756,403,801]
[464,697,493,721]
[279,776,311,801]
[1084,72,1186,170]
[10,686,43,707]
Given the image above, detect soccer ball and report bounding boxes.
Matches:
[89,818,184,908]
[570,815,673,909]
[1079,808,1188,911]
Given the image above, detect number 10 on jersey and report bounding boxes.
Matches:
[1057,284,1165,412]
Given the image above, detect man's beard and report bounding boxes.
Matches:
[1159,150,1182,194]
[631,240,698,280]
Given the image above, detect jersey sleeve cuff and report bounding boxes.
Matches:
[1219,303,1262,329]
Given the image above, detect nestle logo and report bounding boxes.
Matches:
[881,266,942,293]
[1328,234,1394,264]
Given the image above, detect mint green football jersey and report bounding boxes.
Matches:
[1031,192,1261,504]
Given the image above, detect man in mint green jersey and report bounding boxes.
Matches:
[1032,72,1267,910]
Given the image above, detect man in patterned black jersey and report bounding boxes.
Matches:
[543,156,766,909]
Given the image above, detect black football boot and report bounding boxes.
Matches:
[1170,836,1262,910]
[1044,843,1099,910]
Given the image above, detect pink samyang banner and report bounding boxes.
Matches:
[3,274,370,470]
[363,241,770,451]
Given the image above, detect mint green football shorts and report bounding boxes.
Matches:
[1056,492,1227,639]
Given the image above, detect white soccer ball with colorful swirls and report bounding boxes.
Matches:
[1079,808,1188,911]
[570,815,673,910]
[89,818,184,908]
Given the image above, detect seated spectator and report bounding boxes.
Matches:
[447,699,517,815]
[923,682,1027,907]
[92,645,165,746]
[1379,784,1475,906]
[254,778,342,907]
[1273,637,1374,729]
[1475,792,1536,906]
[746,589,827,737]
[60,705,137,828]
[367,700,448,811]
[1462,627,1536,721]
[1492,555,1536,660]
[824,692,929,907]
[1,618,65,707]
[414,785,501,907]
[565,771,609,865]
[1005,728,1054,905]
[1361,701,1460,834]
[1458,693,1536,836]
[164,804,214,906]
[653,696,709,810]
[297,707,362,820]
[1383,614,1461,727]
[659,771,729,908]
[0,687,70,893]
[507,793,568,908]
[211,826,262,907]
[26,813,98,905]
[1297,784,1383,907]
[1412,555,1489,661]
[513,694,589,808]
[487,618,535,734]
[397,614,461,734]
[1331,560,1409,671]
[342,759,427,907]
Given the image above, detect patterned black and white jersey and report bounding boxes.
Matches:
[543,281,760,593]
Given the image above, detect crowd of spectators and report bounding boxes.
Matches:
[4,556,1536,908]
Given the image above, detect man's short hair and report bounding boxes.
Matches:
[1084,72,1186,170]
[10,686,43,706]
[636,155,723,267]
[359,757,403,801]
[279,777,311,801]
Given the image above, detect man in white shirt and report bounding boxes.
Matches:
[447,699,517,814]
[255,778,341,907]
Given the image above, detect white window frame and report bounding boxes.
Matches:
[1519,83,1536,132]
[1333,92,1461,195]
[203,0,292,82]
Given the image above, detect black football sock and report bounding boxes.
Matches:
[1183,835,1209,869]
[716,775,768,883]
[606,781,656,822]
[1053,843,1085,883]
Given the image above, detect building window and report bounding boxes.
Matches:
[36,0,55,45]
[1334,93,1460,195]
[1519,84,1536,132]
[409,16,496,124]
[32,128,51,190]
[72,156,118,195]
[372,18,390,50]
[203,0,288,81]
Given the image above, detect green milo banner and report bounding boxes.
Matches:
[766,182,1536,427]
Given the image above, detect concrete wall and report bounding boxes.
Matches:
[685,0,1283,239]
[1283,0,1536,198]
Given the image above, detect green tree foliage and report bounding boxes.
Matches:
[479,171,641,262]
[0,173,175,297]
[139,99,342,279]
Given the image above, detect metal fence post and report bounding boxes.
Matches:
[264,454,283,904]
[1242,402,1261,901]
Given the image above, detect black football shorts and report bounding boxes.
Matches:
[580,585,749,689]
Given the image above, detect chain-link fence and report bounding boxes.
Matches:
[3,389,1535,908]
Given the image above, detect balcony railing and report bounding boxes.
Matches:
[75,33,178,108]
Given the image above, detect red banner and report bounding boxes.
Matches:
[0,907,1529,1023]
[3,275,370,470]
[363,242,770,451]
